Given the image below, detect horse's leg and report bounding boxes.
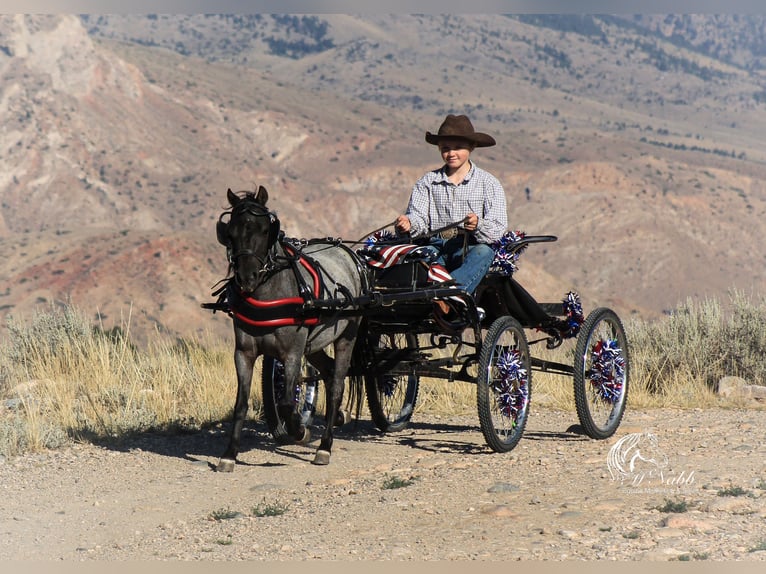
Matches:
[276,353,311,444]
[217,336,257,472]
[311,333,357,465]
[307,351,349,427]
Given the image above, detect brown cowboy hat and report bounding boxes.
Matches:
[425,114,496,147]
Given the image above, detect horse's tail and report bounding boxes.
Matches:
[345,372,366,426]
[344,320,369,426]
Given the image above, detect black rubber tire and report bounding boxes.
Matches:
[364,332,420,432]
[261,355,320,445]
[573,307,630,440]
[476,315,532,453]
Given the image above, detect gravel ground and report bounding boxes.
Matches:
[1,406,765,562]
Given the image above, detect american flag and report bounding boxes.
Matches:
[358,243,461,302]
[357,243,437,269]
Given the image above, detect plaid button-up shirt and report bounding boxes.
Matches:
[404,162,508,244]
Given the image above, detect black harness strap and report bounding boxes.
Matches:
[203,237,368,330]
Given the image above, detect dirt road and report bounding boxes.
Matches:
[1,406,765,561]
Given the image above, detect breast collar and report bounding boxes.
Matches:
[226,242,323,329]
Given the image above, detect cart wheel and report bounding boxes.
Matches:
[261,355,320,445]
[477,315,532,453]
[573,307,629,439]
[364,332,419,432]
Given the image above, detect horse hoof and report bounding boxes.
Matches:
[297,427,312,445]
[215,458,236,473]
[312,450,331,465]
[334,409,350,427]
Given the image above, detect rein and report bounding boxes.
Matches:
[355,216,469,245]
[422,216,471,241]
[356,216,471,260]
[356,220,397,243]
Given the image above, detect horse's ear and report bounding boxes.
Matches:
[227,188,239,207]
[255,185,269,206]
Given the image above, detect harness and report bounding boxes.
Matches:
[205,236,368,330]
[225,241,323,328]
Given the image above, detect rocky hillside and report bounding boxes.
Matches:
[2,14,766,345]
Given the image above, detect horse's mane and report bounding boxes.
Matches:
[232,190,259,201]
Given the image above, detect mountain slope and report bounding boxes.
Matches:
[2,14,766,344]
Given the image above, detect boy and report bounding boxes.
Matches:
[395,114,508,319]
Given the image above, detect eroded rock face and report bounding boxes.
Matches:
[2,14,766,345]
[3,15,97,95]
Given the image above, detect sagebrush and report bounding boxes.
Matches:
[1,290,764,458]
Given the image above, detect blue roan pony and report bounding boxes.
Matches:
[213,186,368,469]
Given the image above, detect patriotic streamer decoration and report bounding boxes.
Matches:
[272,360,301,405]
[489,230,527,275]
[562,291,584,338]
[495,349,529,421]
[589,339,625,404]
[364,229,397,246]
[379,376,398,398]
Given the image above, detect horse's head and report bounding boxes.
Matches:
[217,186,281,293]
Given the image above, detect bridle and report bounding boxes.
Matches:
[217,199,283,286]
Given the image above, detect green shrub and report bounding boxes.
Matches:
[209,507,242,521]
[252,501,289,517]
[717,485,749,497]
[627,290,766,396]
[658,499,689,513]
[382,474,418,490]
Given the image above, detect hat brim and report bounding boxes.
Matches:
[425,131,496,147]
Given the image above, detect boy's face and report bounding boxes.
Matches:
[438,138,474,172]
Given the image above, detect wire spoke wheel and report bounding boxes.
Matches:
[573,307,630,439]
[364,332,419,432]
[261,355,320,444]
[477,316,531,453]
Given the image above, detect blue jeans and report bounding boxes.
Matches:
[428,236,495,295]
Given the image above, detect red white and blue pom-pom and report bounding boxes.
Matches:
[496,349,529,420]
[562,291,584,337]
[589,339,626,404]
[272,360,302,404]
[489,230,527,275]
[364,229,398,247]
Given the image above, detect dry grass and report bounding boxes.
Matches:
[0,305,241,457]
[2,292,765,458]
[626,289,766,408]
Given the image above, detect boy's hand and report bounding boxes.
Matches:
[463,213,478,231]
[395,215,411,233]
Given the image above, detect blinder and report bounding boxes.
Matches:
[267,212,281,247]
[216,204,281,249]
[216,214,230,246]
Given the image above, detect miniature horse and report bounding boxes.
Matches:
[215,186,366,469]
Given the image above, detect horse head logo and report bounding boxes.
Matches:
[607,432,669,483]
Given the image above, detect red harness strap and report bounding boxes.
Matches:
[229,247,322,328]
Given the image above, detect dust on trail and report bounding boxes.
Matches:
[1,407,765,561]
